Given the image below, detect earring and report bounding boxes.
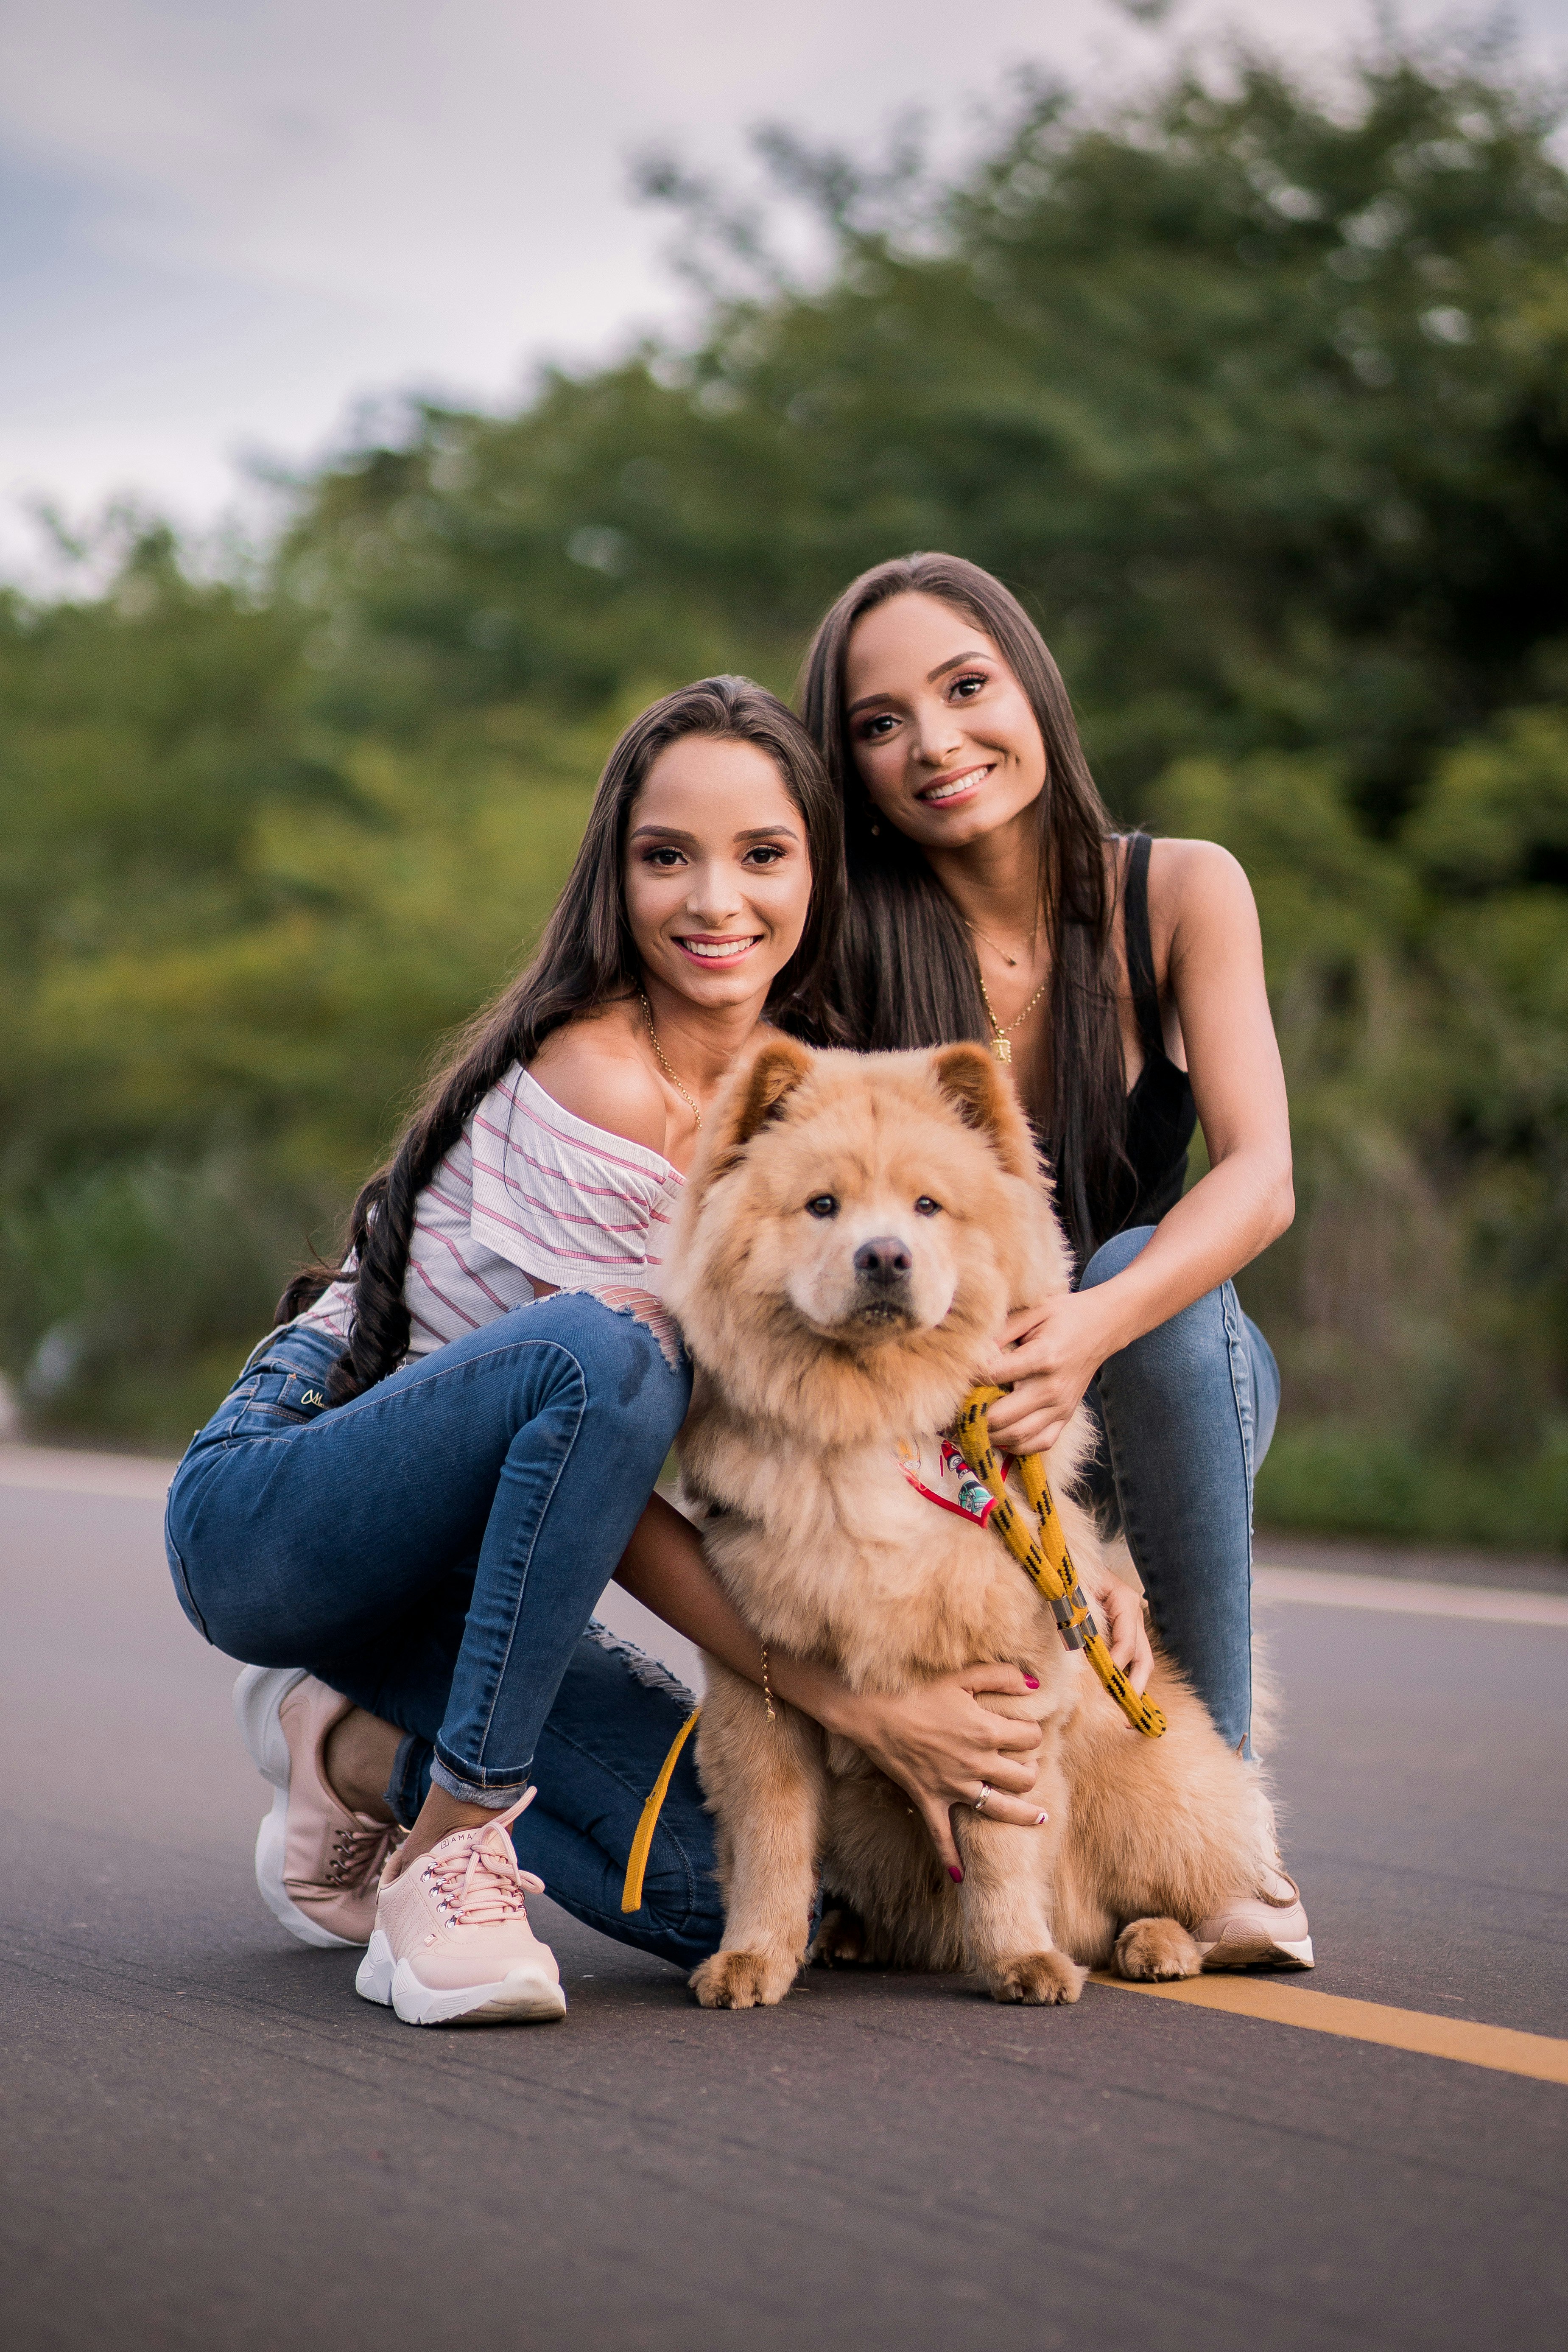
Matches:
[870,821,880,836]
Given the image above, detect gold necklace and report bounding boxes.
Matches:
[638,990,702,1128]
[975,969,1048,1064]
[964,914,1038,970]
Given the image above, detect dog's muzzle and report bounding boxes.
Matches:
[849,1235,914,1327]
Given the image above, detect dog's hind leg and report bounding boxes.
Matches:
[690,1664,826,2011]
[1112,1916,1204,1980]
[810,1903,873,1966]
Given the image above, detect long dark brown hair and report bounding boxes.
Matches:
[798,553,1129,1261]
[280,675,844,1402]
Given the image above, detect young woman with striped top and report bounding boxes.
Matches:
[166,676,1121,2026]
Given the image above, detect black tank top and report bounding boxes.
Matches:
[1110,833,1196,1233]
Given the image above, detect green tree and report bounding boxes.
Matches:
[4,31,1568,1545]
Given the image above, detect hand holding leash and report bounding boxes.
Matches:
[955,1385,1168,1740]
[984,1288,1113,1455]
[1072,1555,1154,1694]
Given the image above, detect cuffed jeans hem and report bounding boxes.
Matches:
[429,1752,530,1809]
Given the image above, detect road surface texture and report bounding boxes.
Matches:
[3,1446,1565,2352]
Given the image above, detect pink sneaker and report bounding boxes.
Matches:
[234,1667,402,1950]
[1196,1867,1315,1971]
[355,1787,567,2027]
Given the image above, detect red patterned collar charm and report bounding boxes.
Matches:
[895,1436,999,1528]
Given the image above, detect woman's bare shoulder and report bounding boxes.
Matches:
[526,1004,671,1156]
[1144,836,1258,940]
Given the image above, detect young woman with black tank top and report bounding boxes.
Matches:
[799,554,1312,1965]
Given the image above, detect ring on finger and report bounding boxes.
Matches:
[973,1782,995,1814]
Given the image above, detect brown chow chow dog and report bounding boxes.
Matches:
[661,1038,1278,2009]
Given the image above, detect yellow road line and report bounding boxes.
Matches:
[1090,1972,1568,2086]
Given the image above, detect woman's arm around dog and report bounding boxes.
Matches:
[617,1494,1151,1877]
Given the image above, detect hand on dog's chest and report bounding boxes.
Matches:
[894,1437,998,1530]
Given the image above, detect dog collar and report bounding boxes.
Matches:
[894,1435,998,1529]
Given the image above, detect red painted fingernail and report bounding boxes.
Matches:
[1024,1674,1040,1689]
[1036,1811,1049,1825]
[948,1865,964,1883]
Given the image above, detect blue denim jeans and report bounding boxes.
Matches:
[1078,1225,1280,1755]
[164,1300,724,1969]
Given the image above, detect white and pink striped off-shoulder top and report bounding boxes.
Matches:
[297,1066,685,1359]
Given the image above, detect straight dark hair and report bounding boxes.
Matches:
[798,553,1129,1262]
[279,675,843,1402]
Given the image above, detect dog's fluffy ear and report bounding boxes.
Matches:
[702,1034,815,1185]
[929,1043,1040,1181]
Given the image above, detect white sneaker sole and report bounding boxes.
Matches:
[355,1930,568,2026]
[233,1664,361,1953]
[1199,1932,1315,1972]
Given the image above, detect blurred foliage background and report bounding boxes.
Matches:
[5,38,1568,1543]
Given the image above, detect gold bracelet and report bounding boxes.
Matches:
[760,1645,777,1722]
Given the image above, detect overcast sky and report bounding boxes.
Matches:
[2,0,1565,578]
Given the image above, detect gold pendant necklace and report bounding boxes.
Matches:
[975,970,1048,1063]
[638,990,702,1128]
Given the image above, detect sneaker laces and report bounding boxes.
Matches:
[424,1787,544,1928]
[325,1819,401,1890]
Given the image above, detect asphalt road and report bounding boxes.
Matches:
[3,1454,1565,2352]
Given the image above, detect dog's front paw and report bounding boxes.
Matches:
[1114,1916,1202,1982]
[689,1949,797,2009]
[987,1950,1085,2005]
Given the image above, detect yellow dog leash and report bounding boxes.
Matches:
[620,1383,1164,1911]
[952,1384,1166,1740]
[620,1701,701,1913]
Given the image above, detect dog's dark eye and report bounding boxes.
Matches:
[914,1196,942,1217]
[805,1194,839,1219]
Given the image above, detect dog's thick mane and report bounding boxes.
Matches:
[663,1039,1069,1450]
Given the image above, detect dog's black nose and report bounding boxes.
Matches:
[853,1236,913,1282]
